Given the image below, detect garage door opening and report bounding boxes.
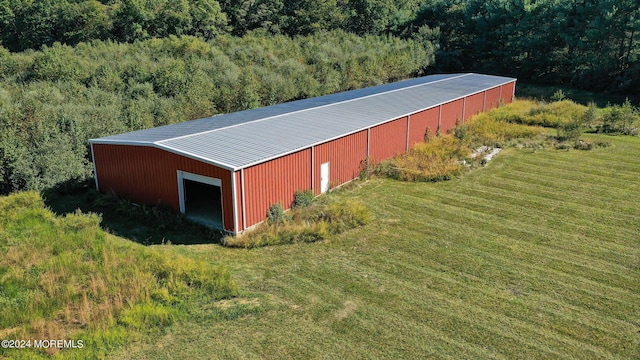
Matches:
[178,172,223,229]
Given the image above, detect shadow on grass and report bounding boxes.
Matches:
[42,180,224,246]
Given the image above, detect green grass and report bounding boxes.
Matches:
[42,186,221,245]
[0,193,236,359]
[106,134,640,359]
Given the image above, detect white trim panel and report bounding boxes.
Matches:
[177,171,222,214]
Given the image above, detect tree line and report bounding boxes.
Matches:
[0,0,419,51]
[413,0,640,94]
[0,32,433,193]
[1,0,638,93]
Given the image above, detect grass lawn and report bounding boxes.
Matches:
[105,134,640,359]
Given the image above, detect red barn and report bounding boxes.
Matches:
[90,73,516,234]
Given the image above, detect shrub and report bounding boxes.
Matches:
[574,140,593,150]
[598,100,639,135]
[292,189,315,209]
[323,200,372,233]
[583,102,598,128]
[551,89,566,102]
[557,118,584,145]
[266,203,288,225]
[453,123,469,142]
[223,198,371,248]
[358,156,374,180]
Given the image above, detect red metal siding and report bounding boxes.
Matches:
[369,117,409,163]
[485,87,502,110]
[501,82,515,104]
[242,149,312,228]
[408,107,439,147]
[313,130,368,195]
[464,92,485,121]
[92,144,235,231]
[440,99,464,133]
[235,171,243,231]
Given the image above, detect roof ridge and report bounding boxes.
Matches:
[155,73,474,146]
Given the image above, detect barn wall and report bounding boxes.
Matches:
[440,99,464,133]
[501,82,515,104]
[464,92,485,121]
[92,144,235,231]
[485,87,502,110]
[408,107,439,147]
[313,130,368,195]
[235,171,243,231]
[242,149,312,228]
[369,117,409,163]
[94,80,519,233]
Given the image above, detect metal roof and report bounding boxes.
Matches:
[90,73,515,171]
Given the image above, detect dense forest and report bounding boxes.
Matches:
[0,33,432,193]
[2,0,638,91]
[0,0,638,193]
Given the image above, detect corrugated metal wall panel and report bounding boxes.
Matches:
[485,87,502,110]
[369,117,409,163]
[501,82,515,104]
[314,130,368,195]
[243,149,312,227]
[408,107,439,147]
[464,92,485,121]
[92,144,235,232]
[440,99,464,133]
[235,171,243,230]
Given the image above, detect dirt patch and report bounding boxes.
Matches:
[335,300,357,321]
[215,298,260,309]
[0,327,20,338]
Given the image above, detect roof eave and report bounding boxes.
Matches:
[89,140,238,172]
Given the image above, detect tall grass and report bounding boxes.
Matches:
[377,99,625,183]
[378,135,467,182]
[0,192,236,358]
[379,105,546,182]
[464,112,545,146]
[223,198,372,248]
[489,99,588,127]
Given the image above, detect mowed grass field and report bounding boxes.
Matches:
[112,134,639,359]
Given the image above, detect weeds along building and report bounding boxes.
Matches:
[90,73,516,234]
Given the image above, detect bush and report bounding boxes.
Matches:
[598,100,639,135]
[574,140,593,150]
[223,198,371,248]
[551,89,566,102]
[292,189,314,209]
[266,203,288,225]
[557,118,584,144]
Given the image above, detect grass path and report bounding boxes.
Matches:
[112,135,640,359]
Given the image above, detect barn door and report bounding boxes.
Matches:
[320,162,330,193]
[177,171,224,229]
